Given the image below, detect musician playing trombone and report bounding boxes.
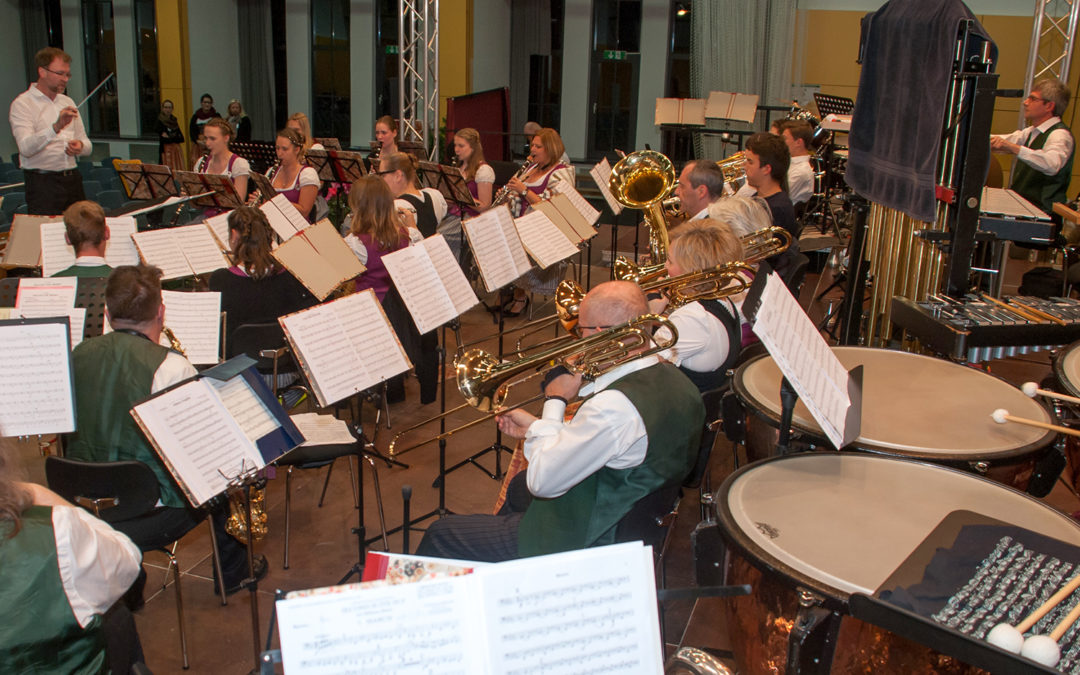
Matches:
[649,219,747,393]
[415,281,704,562]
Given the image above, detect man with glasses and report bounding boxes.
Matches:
[414,281,705,562]
[9,47,91,215]
[991,78,1074,219]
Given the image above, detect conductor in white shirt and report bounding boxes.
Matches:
[9,47,92,215]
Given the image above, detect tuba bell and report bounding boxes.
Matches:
[609,150,676,280]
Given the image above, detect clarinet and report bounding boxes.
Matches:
[492,161,535,207]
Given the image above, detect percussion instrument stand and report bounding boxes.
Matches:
[837,194,870,345]
[776,377,800,456]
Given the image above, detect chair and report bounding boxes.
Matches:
[90,167,119,191]
[4,169,23,184]
[44,457,223,670]
[81,180,103,199]
[782,252,810,296]
[96,189,124,210]
[77,161,95,180]
[2,192,26,222]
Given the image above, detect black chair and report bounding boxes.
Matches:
[615,483,683,586]
[44,457,223,670]
[96,189,125,211]
[782,252,811,296]
[684,387,727,521]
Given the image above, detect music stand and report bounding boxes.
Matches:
[416,161,477,213]
[307,149,368,185]
[229,140,278,176]
[114,162,179,201]
[314,137,341,151]
[814,92,855,117]
[247,172,277,205]
[174,171,244,211]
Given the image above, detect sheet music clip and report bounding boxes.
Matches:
[775,368,862,454]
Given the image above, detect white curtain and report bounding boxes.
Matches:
[237,0,276,142]
[690,0,798,158]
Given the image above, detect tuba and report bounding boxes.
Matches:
[609,150,676,280]
[664,647,735,675]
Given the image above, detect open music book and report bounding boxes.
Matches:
[39,217,141,277]
[655,97,707,125]
[279,290,411,407]
[130,356,303,507]
[550,183,601,229]
[159,290,221,365]
[261,194,310,241]
[381,234,479,334]
[275,542,663,674]
[131,223,229,280]
[203,212,232,252]
[0,317,75,436]
[271,219,367,301]
[513,210,580,269]
[535,191,599,243]
[9,279,85,348]
[704,90,759,123]
[589,158,623,216]
[1,215,62,268]
[462,205,533,292]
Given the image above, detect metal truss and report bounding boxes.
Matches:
[398,0,439,160]
[1021,0,1080,126]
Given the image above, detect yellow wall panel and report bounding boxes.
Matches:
[439,0,470,125]
[155,0,191,161]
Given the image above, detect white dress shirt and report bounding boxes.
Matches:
[10,85,92,170]
[993,116,1075,176]
[656,299,743,372]
[787,155,814,204]
[53,505,141,628]
[522,355,661,498]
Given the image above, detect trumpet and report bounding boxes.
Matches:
[388,314,678,456]
[492,161,535,208]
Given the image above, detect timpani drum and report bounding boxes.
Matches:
[1053,341,1080,494]
[730,347,1055,490]
[717,453,1080,674]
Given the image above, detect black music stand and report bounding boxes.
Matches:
[398,140,427,161]
[813,92,855,117]
[307,149,368,184]
[246,172,276,205]
[314,137,342,151]
[0,277,108,342]
[417,161,478,215]
[229,141,278,176]
[173,171,244,211]
[114,162,179,201]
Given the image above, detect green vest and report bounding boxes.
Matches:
[517,362,704,557]
[66,332,186,508]
[53,263,112,278]
[0,506,107,674]
[1011,121,1075,215]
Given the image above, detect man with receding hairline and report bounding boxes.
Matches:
[676,160,727,220]
[415,280,704,562]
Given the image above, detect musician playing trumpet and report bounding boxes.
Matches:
[415,281,705,562]
[649,219,747,393]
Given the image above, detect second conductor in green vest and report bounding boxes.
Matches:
[990,77,1075,219]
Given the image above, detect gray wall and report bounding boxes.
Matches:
[187,0,243,122]
[471,0,511,92]
[0,0,26,162]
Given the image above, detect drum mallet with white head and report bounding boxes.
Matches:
[1021,382,1080,406]
[991,409,1080,439]
[986,572,1080,660]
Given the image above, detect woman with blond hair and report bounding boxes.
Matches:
[267,127,320,222]
[378,151,447,238]
[194,117,250,212]
[452,127,494,216]
[286,112,324,153]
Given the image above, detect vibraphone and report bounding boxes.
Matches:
[892,295,1080,363]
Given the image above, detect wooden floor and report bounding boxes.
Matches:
[10,250,1080,674]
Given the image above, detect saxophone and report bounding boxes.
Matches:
[225,482,269,542]
[162,326,186,356]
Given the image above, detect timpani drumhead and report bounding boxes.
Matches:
[717,453,1080,601]
[731,347,1053,459]
[1054,339,1080,399]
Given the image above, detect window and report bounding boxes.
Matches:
[81,0,117,136]
[313,0,351,146]
[134,0,158,138]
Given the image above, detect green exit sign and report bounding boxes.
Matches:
[386,45,399,55]
[602,50,627,61]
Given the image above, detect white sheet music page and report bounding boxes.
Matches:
[277,576,486,674]
[425,234,479,314]
[15,278,77,313]
[160,290,221,365]
[206,376,279,443]
[381,242,457,334]
[589,158,623,216]
[338,290,411,387]
[262,194,308,240]
[291,413,355,446]
[462,206,519,292]
[751,273,850,448]
[131,229,192,280]
[204,212,232,250]
[551,183,601,227]
[0,320,75,436]
[173,224,229,275]
[103,217,140,267]
[514,210,579,269]
[38,221,76,277]
[131,379,264,506]
[12,306,86,348]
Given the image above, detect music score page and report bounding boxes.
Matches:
[589,158,623,216]
[381,234,479,334]
[0,319,75,436]
[513,211,580,269]
[159,290,221,365]
[462,206,533,292]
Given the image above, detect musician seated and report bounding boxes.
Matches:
[268,127,320,222]
[675,160,727,220]
[452,127,494,216]
[0,452,144,674]
[52,200,111,278]
[649,220,746,393]
[379,151,448,238]
[780,120,815,206]
[415,281,705,562]
[706,195,774,239]
[64,265,265,597]
[742,133,800,277]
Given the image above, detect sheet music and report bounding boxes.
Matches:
[550,183,601,227]
[589,158,623,216]
[3,215,60,267]
[291,413,356,446]
[0,320,75,436]
[206,376,279,443]
[9,307,85,348]
[382,243,457,334]
[262,194,309,240]
[462,206,530,292]
[39,221,76,277]
[172,224,229,275]
[513,211,579,269]
[280,291,410,407]
[204,212,232,250]
[131,229,193,279]
[425,235,479,314]
[272,220,366,301]
[160,290,221,365]
[104,217,140,267]
[15,278,77,312]
[131,379,265,506]
[751,273,850,448]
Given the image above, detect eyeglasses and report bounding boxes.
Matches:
[1025,95,1048,104]
[375,169,397,176]
[42,67,71,79]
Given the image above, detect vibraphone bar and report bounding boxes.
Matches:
[891,295,1080,363]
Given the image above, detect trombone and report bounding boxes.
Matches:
[387,314,678,457]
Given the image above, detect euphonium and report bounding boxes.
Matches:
[609,150,676,278]
[492,161,535,208]
[716,152,747,194]
[225,485,268,542]
[740,225,793,263]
